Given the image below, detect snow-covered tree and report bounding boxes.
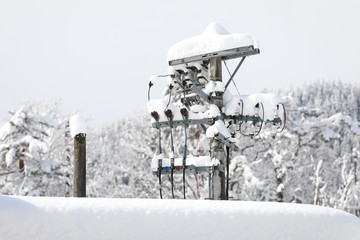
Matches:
[0,100,72,196]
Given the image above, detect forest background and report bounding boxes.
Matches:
[0,81,359,217]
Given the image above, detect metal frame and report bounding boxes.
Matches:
[151,114,282,152]
[151,43,268,200]
[169,45,260,66]
[215,132,239,151]
[190,85,211,104]
[153,164,225,200]
[152,164,224,176]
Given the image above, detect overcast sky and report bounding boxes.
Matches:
[0,0,359,126]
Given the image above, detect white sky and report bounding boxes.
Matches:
[0,0,359,126]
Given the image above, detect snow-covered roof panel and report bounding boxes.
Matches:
[167,22,259,62]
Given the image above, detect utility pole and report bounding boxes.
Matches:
[149,23,285,200]
[210,57,226,200]
[74,133,86,197]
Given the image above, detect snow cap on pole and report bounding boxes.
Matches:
[69,115,87,138]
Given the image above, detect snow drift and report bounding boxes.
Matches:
[1,195,359,240]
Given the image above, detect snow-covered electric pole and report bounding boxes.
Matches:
[147,22,286,200]
[209,57,225,200]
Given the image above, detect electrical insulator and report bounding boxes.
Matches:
[274,104,279,119]
[180,108,189,118]
[151,111,160,122]
[164,109,174,120]
[254,103,260,117]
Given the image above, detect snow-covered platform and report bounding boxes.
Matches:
[167,22,259,64]
[1,195,359,240]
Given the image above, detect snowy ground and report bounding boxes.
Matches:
[1,195,359,240]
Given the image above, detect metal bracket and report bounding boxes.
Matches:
[169,45,260,66]
[224,56,246,91]
[215,132,239,151]
[190,85,211,103]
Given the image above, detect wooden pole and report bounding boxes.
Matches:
[19,147,25,173]
[210,57,226,200]
[74,133,86,197]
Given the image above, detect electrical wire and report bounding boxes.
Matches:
[155,120,163,199]
[166,85,173,109]
[181,80,188,199]
[226,146,230,200]
[238,102,264,137]
[195,124,200,199]
[147,82,153,102]
[255,102,265,136]
[165,108,175,199]
[182,118,187,199]
[147,74,174,102]
[278,102,287,133]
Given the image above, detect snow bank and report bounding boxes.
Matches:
[1,195,359,240]
[168,22,258,61]
[69,115,87,138]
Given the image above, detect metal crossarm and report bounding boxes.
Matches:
[151,118,214,129]
[151,114,282,129]
[169,45,260,66]
[223,114,282,125]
